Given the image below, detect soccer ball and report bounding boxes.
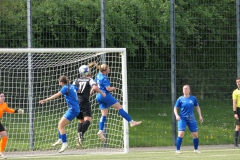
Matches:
[79,65,90,75]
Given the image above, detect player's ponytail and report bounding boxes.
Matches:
[88,62,108,72]
[88,61,98,68]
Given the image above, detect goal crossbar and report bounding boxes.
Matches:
[0,48,126,53]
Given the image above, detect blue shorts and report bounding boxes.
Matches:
[64,109,80,121]
[178,117,198,132]
[96,92,118,110]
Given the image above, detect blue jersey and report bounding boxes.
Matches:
[60,84,80,112]
[174,95,199,118]
[94,73,110,93]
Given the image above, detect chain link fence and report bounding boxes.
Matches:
[0,0,238,147]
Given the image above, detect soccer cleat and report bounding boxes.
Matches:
[76,136,80,147]
[79,132,84,144]
[175,150,182,154]
[58,142,68,153]
[234,144,240,148]
[194,149,201,153]
[130,121,142,127]
[0,152,7,159]
[97,131,106,142]
[51,139,62,147]
[77,132,84,147]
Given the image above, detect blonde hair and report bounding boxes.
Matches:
[88,61,108,72]
[183,84,190,89]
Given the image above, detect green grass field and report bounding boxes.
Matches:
[2,98,236,158]
[6,145,240,160]
[128,99,234,147]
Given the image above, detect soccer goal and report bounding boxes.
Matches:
[0,48,129,157]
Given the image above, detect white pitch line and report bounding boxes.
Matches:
[135,148,237,154]
[7,148,239,159]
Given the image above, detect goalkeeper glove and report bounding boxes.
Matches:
[15,109,24,114]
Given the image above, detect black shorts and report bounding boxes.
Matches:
[76,100,92,120]
[236,108,240,125]
[0,122,5,132]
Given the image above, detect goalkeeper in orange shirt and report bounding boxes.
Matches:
[0,92,24,159]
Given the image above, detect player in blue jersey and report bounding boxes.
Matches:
[88,62,142,142]
[173,85,203,154]
[39,75,80,153]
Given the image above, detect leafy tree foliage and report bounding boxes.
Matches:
[0,0,237,100]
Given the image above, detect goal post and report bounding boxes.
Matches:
[0,48,129,157]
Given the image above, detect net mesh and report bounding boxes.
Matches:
[0,50,125,157]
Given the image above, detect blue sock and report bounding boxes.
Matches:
[176,137,183,150]
[58,131,61,139]
[118,109,132,122]
[193,138,199,150]
[61,134,67,143]
[99,116,107,130]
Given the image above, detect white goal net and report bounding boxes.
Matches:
[0,48,129,157]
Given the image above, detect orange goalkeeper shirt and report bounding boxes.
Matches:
[0,102,15,118]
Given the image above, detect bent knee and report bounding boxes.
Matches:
[112,103,122,110]
[84,117,92,122]
[236,125,240,130]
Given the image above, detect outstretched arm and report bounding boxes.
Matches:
[39,92,62,104]
[4,107,24,114]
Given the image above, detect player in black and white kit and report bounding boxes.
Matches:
[73,65,106,146]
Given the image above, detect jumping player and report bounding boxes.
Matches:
[73,65,106,146]
[88,62,142,142]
